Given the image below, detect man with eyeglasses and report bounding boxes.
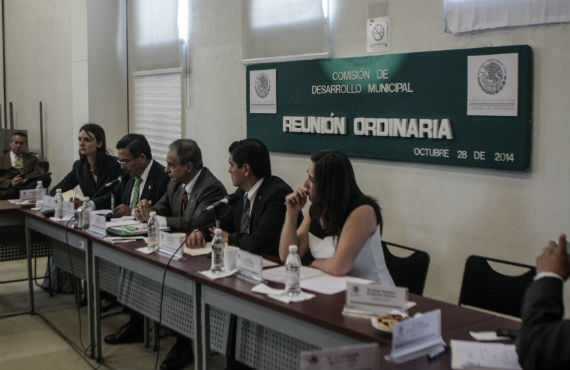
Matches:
[113,133,169,216]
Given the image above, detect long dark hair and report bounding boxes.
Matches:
[79,123,108,177]
[309,150,382,235]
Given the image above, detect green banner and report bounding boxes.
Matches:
[247,45,532,170]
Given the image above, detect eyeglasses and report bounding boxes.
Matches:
[117,157,135,165]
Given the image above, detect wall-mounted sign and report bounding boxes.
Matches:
[467,53,518,116]
[249,69,277,114]
[246,45,532,171]
[367,17,390,52]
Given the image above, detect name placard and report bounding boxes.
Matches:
[19,189,36,200]
[42,196,56,211]
[300,343,379,370]
[386,309,446,364]
[158,231,184,260]
[236,250,264,283]
[344,282,408,316]
[63,201,75,219]
[88,214,107,237]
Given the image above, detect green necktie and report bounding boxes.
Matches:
[130,177,142,208]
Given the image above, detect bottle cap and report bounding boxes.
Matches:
[288,245,298,253]
[149,211,157,217]
[56,188,62,193]
[84,197,90,202]
[37,181,42,186]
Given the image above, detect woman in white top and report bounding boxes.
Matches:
[279,150,394,285]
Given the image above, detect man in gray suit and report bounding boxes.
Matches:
[135,138,227,231]
[107,139,226,370]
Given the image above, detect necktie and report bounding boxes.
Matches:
[130,177,142,208]
[182,189,189,214]
[240,196,251,234]
[14,155,23,171]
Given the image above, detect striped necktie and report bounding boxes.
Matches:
[130,177,142,208]
[182,189,189,214]
[240,196,251,234]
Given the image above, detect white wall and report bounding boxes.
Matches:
[186,0,570,308]
[73,0,127,164]
[86,0,127,149]
[3,0,128,188]
[4,0,73,182]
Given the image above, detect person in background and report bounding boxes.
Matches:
[113,133,169,216]
[187,138,298,257]
[279,150,394,285]
[50,123,123,208]
[0,131,50,199]
[517,234,570,370]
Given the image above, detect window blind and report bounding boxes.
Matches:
[445,0,570,34]
[241,0,331,64]
[132,70,182,166]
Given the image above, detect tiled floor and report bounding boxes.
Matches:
[0,257,225,370]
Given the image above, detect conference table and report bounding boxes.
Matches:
[1,200,522,370]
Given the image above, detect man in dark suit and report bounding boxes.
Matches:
[187,138,298,257]
[517,234,570,370]
[113,133,169,216]
[103,134,169,348]
[0,131,50,199]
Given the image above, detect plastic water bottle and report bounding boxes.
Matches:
[147,211,158,250]
[35,181,44,209]
[77,197,93,229]
[285,245,301,296]
[54,189,63,219]
[211,228,225,274]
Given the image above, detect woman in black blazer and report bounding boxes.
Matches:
[51,123,124,209]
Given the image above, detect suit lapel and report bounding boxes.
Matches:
[0,152,11,170]
[249,181,266,228]
[140,162,156,199]
[186,170,207,217]
[172,184,184,217]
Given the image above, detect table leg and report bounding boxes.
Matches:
[25,219,34,314]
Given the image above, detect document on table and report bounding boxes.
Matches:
[184,243,212,256]
[450,340,521,370]
[263,266,372,295]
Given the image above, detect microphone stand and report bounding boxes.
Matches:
[214,207,222,229]
[109,180,123,218]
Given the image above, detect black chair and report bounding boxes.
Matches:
[458,255,536,318]
[381,241,430,295]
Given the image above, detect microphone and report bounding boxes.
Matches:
[102,174,126,189]
[205,193,239,211]
[92,174,128,198]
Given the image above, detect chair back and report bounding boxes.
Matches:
[381,241,430,295]
[458,255,536,318]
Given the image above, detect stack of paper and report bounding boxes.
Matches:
[263,266,373,295]
[450,340,521,370]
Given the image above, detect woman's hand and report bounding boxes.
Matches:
[285,188,308,215]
